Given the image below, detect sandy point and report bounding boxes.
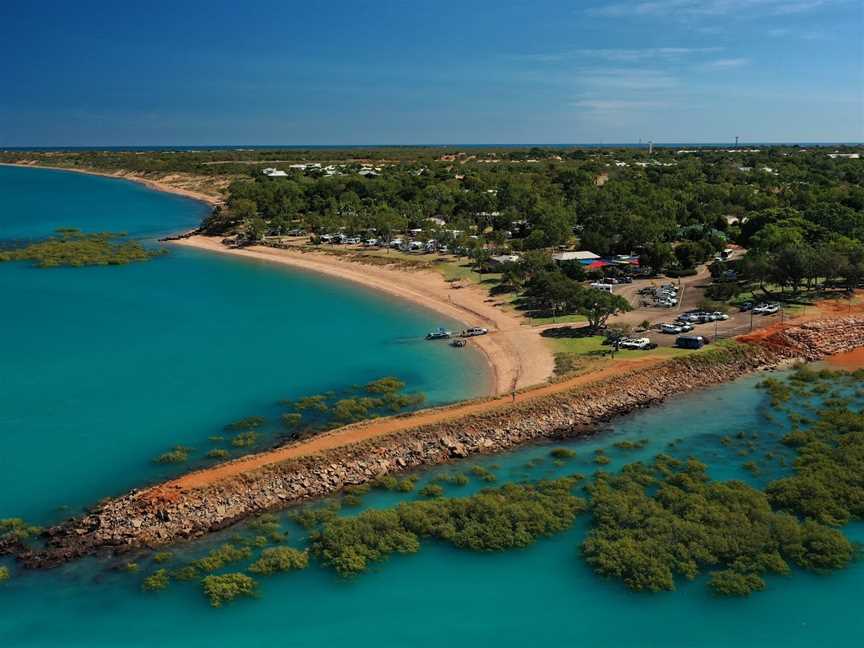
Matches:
[171,235,555,396]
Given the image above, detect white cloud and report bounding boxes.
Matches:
[571,99,671,111]
[702,57,750,69]
[587,0,832,19]
[577,68,682,90]
[507,47,722,65]
[575,47,721,62]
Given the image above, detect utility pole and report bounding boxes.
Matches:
[735,136,739,147]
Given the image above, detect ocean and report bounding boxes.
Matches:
[0,165,861,647]
[0,165,487,523]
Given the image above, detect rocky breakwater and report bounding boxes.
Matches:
[749,315,864,360]
[13,316,864,568]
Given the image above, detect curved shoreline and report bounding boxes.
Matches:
[0,162,224,207]
[172,235,555,396]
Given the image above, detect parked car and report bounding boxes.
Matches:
[660,323,684,334]
[619,337,653,350]
[739,301,754,312]
[673,321,694,332]
[676,335,707,350]
[753,303,780,315]
[462,327,488,337]
[712,312,730,321]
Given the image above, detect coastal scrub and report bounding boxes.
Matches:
[248,547,309,575]
[581,454,854,596]
[311,477,586,575]
[0,229,163,268]
[201,573,257,607]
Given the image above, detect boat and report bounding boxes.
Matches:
[425,327,452,340]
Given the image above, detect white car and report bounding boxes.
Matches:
[463,327,488,337]
[660,323,683,334]
[753,303,779,315]
[619,337,652,350]
[712,312,730,321]
[673,321,694,332]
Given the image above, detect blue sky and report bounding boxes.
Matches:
[0,0,861,145]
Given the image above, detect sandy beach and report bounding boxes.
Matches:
[173,235,556,396]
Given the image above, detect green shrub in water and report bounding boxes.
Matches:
[248,547,309,575]
[419,484,444,498]
[201,573,257,608]
[142,569,170,592]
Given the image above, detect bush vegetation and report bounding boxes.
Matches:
[142,569,170,592]
[153,446,191,465]
[0,228,163,268]
[582,453,854,596]
[248,547,309,575]
[310,477,586,575]
[201,573,257,607]
[0,518,42,543]
[192,543,253,573]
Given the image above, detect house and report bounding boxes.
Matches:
[426,217,447,227]
[828,153,860,159]
[262,167,288,177]
[552,250,600,263]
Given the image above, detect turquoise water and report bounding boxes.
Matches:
[2,166,861,647]
[2,374,862,647]
[0,165,488,522]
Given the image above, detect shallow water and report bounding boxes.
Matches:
[1,166,861,647]
[3,373,863,648]
[0,165,488,522]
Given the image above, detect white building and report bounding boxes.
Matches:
[552,250,600,263]
[262,167,288,177]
